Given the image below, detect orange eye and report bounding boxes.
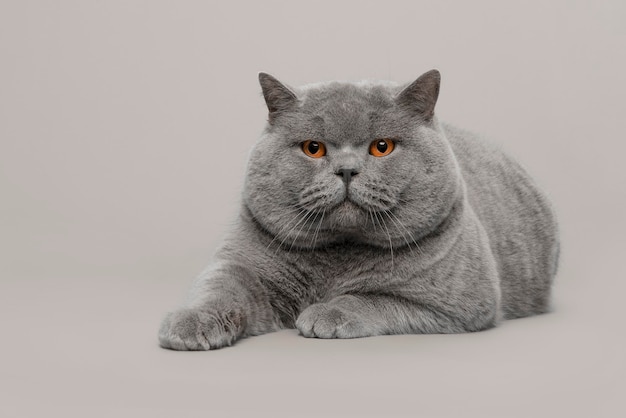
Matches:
[302,140,326,158]
[369,139,395,157]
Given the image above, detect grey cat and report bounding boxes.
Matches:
[158,70,559,350]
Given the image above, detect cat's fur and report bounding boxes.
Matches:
[158,70,559,350]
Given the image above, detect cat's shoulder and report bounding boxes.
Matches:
[441,122,502,157]
[440,121,516,171]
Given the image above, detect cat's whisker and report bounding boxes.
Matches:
[276,210,309,252]
[267,208,306,252]
[288,209,317,253]
[382,210,414,255]
[375,210,394,271]
[370,208,381,231]
[311,209,325,249]
[387,210,423,255]
[303,210,321,250]
[373,210,386,243]
[367,207,378,234]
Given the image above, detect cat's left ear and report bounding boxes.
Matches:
[258,72,298,123]
[395,69,441,120]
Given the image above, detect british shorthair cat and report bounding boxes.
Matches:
[158,70,559,350]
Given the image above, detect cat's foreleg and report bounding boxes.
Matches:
[296,293,498,339]
[158,263,279,350]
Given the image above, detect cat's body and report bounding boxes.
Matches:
[159,71,559,350]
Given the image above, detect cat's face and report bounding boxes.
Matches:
[244,71,461,249]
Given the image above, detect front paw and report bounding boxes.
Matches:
[296,303,372,339]
[158,308,243,350]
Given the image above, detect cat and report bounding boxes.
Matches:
[158,70,560,350]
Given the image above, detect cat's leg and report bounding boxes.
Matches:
[296,293,499,339]
[159,263,279,350]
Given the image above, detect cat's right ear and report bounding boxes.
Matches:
[258,72,298,124]
[395,69,441,120]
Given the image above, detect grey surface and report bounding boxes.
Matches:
[1,1,625,417]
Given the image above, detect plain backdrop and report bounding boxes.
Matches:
[1,1,625,417]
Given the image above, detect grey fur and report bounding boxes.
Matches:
[158,70,559,350]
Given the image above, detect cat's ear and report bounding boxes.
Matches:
[258,72,298,123]
[395,69,441,120]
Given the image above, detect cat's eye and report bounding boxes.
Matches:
[302,140,326,158]
[369,139,395,157]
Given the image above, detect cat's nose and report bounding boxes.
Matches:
[336,168,359,185]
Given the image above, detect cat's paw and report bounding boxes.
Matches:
[158,308,243,350]
[296,303,372,339]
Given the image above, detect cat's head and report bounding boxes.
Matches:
[243,70,462,249]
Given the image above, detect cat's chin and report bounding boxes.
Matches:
[327,200,364,230]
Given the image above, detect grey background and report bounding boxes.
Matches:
[1,1,625,417]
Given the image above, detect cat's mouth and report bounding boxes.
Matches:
[337,199,359,210]
[297,183,397,234]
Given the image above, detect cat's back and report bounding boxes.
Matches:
[442,122,559,319]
